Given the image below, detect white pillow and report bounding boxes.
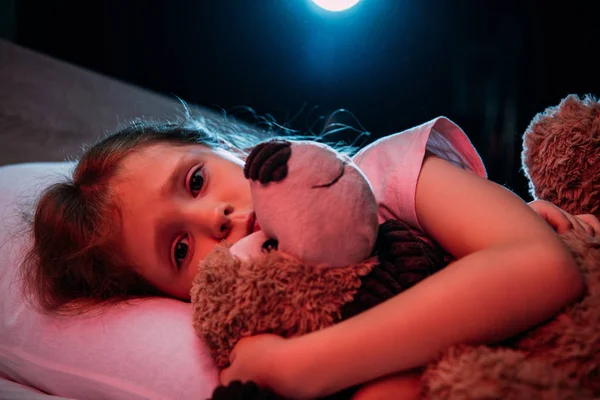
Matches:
[0,377,74,400]
[0,163,219,400]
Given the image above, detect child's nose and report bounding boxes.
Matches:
[211,203,233,239]
[189,202,233,239]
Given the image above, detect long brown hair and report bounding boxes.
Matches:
[20,116,265,315]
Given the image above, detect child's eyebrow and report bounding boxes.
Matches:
[160,155,192,199]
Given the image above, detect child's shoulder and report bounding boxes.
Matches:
[354,116,485,178]
[352,117,486,229]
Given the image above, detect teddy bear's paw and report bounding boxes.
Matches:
[244,140,291,184]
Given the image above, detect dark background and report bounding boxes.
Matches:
[2,0,599,199]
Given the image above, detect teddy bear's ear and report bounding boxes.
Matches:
[522,94,600,218]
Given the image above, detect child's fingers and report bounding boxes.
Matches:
[220,366,230,385]
[219,350,238,385]
[564,213,591,236]
[528,200,572,233]
[528,199,597,236]
[575,214,600,237]
[551,211,578,234]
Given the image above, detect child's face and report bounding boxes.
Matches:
[113,143,253,299]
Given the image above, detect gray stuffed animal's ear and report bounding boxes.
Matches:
[522,94,600,218]
[244,140,291,183]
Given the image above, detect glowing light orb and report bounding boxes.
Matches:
[311,0,361,12]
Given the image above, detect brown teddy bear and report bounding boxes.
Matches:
[421,94,600,399]
[193,95,600,399]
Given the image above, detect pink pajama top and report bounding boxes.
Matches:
[353,117,487,232]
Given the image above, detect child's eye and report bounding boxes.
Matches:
[188,166,205,196]
[173,235,189,268]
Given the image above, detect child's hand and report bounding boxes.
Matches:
[528,200,599,237]
[220,334,308,399]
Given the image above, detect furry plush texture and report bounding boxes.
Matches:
[191,245,377,368]
[522,94,600,218]
[422,229,600,399]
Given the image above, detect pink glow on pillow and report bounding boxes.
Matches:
[0,163,219,400]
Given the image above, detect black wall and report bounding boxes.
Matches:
[6,0,600,198]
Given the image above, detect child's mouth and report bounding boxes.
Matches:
[247,212,261,234]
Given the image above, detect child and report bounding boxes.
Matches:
[22,115,591,399]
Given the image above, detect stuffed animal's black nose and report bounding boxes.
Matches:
[244,140,292,184]
[261,239,279,252]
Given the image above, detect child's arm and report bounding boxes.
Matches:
[221,155,584,399]
[350,370,422,400]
